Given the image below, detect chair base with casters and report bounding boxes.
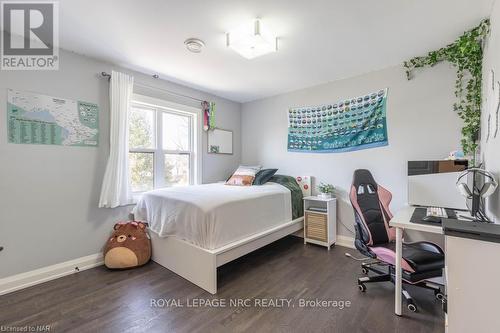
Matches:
[356,259,445,312]
[349,169,446,313]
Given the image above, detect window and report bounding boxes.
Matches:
[128,95,200,193]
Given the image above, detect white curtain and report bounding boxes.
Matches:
[99,70,134,208]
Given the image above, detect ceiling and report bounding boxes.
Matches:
[59,0,494,103]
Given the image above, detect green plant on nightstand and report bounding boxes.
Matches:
[318,182,335,199]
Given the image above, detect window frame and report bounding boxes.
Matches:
[129,94,202,194]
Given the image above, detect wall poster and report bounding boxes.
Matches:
[287,89,388,153]
[7,89,99,146]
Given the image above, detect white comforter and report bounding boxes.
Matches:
[132,183,292,250]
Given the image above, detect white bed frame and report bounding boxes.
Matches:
[148,176,311,294]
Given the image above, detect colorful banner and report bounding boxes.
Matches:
[287,89,388,153]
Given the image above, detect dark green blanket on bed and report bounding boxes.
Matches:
[269,174,304,219]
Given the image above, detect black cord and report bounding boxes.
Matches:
[338,217,356,234]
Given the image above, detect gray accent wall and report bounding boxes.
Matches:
[481,0,500,222]
[241,64,463,239]
[0,50,241,278]
[1,38,481,278]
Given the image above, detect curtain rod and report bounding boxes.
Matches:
[100,72,205,103]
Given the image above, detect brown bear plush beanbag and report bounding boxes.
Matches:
[104,221,151,269]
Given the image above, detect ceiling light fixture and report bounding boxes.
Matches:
[184,38,205,53]
[226,19,278,59]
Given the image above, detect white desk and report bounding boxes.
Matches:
[389,206,443,316]
[446,230,500,332]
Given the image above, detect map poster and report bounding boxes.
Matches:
[7,89,99,147]
[287,88,388,153]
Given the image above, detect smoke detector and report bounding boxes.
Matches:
[184,38,205,53]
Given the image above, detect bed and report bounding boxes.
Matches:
[132,175,311,294]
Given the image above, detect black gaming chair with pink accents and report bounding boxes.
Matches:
[349,169,445,312]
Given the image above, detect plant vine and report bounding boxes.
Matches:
[403,19,490,162]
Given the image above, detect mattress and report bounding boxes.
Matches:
[132,183,292,250]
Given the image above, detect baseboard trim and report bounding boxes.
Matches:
[336,235,355,249]
[0,253,103,296]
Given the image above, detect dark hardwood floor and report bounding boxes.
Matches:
[0,236,444,333]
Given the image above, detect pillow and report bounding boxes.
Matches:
[226,165,262,186]
[253,168,278,185]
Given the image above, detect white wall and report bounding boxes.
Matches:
[481,0,500,222]
[0,50,241,278]
[242,64,463,237]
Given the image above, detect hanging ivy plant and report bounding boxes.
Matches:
[403,19,490,162]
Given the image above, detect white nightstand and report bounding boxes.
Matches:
[303,196,337,250]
